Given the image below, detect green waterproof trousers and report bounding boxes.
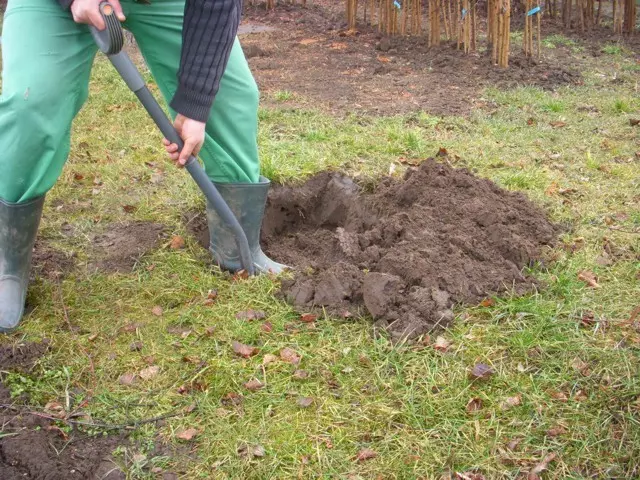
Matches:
[0,0,260,203]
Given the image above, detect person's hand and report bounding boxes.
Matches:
[162,115,206,168]
[70,0,125,30]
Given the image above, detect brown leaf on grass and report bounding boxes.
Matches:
[549,121,567,128]
[207,289,218,300]
[151,305,163,316]
[221,392,244,407]
[232,269,249,281]
[437,147,448,156]
[506,438,523,451]
[88,333,99,342]
[244,379,265,391]
[377,55,391,63]
[549,391,569,402]
[236,309,267,321]
[355,448,377,462]
[44,401,66,419]
[122,205,136,213]
[527,452,557,480]
[627,305,640,325]
[434,336,451,352]
[578,270,601,288]
[237,443,266,459]
[73,173,85,181]
[574,389,588,402]
[293,369,309,380]
[175,427,199,441]
[527,117,536,126]
[297,396,314,408]
[262,354,278,366]
[203,299,215,306]
[119,372,137,386]
[204,326,216,336]
[300,313,318,323]
[139,365,160,380]
[299,38,319,45]
[130,341,143,352]
[469,363,494,381]
[579,311,596,327]
[544,181,559,196]
[479,298,495,308]
[466,397,483,413]
[572,357,591,376]
[500,395,522,410]
[546,426,567,437]
[629,118,640,127]
[169,235,185,250]
[232,341,258,358]
[261,321,273,333]
[455,472,486,480]
[280,347,301,365]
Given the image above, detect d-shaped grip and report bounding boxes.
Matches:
[90,2,124,55]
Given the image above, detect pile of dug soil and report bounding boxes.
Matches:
[262,158,557,339]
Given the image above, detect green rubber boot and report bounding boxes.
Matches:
[0,196,45,333]
[207,177,288,274]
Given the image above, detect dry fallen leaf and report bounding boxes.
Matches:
[261,321,273,333]
[122,205,136,213]
[299,313,318,323]
[528,452,557,480]
[262,354,278,366]
[571,357,591,376]
[546,426,567,437]
[466,397,483,413]
[232,341,258,358]
[549,391,569,402]
[280,347,301,365]
[44,401,66,419]
[139,365,160,380]
[176,427,199,441]
[469,363,494,381]
[207,289,218,300]
[169,235,185,249]
[455,472,486,480]
[479,298,495,308]
[119,372,137,386]
[251,444,266,458]
[549,121,567,128]
[244,379,265,391]
[299,38,319,45]
[578,270,600,288]
[500,395,522,410]
[151,305,163,317]
[377,55,391,63]
[355,448,377,462]
[236,309,267,321]
[434,336,451,352]
[293,369,309,380]
[506,438,522,451]
[297,396,314,408]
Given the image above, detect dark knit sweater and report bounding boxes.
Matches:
[57,0,241,122]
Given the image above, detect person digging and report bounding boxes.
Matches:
[0,0,287,332]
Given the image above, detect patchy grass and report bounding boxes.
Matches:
[1,35,639,480]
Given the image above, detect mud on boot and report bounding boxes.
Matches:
[207,177,288,274]
[0,196,45,332]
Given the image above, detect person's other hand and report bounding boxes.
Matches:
[70,0,125,30]
[162,115,206,168]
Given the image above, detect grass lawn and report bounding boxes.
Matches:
[1,27,639,479]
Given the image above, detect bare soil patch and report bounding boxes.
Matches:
[89,222,166,273]
[241,2,583,116]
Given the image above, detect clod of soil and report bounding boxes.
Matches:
[0,341,125,480]
[89,222,166,273]
[262,158,557,339]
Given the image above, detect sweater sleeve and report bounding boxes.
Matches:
[170,0,241,122]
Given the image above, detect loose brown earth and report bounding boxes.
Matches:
[0,342,125,480]
[88,222,166,273]
[259,157,557,339]
[241,1,584,116]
